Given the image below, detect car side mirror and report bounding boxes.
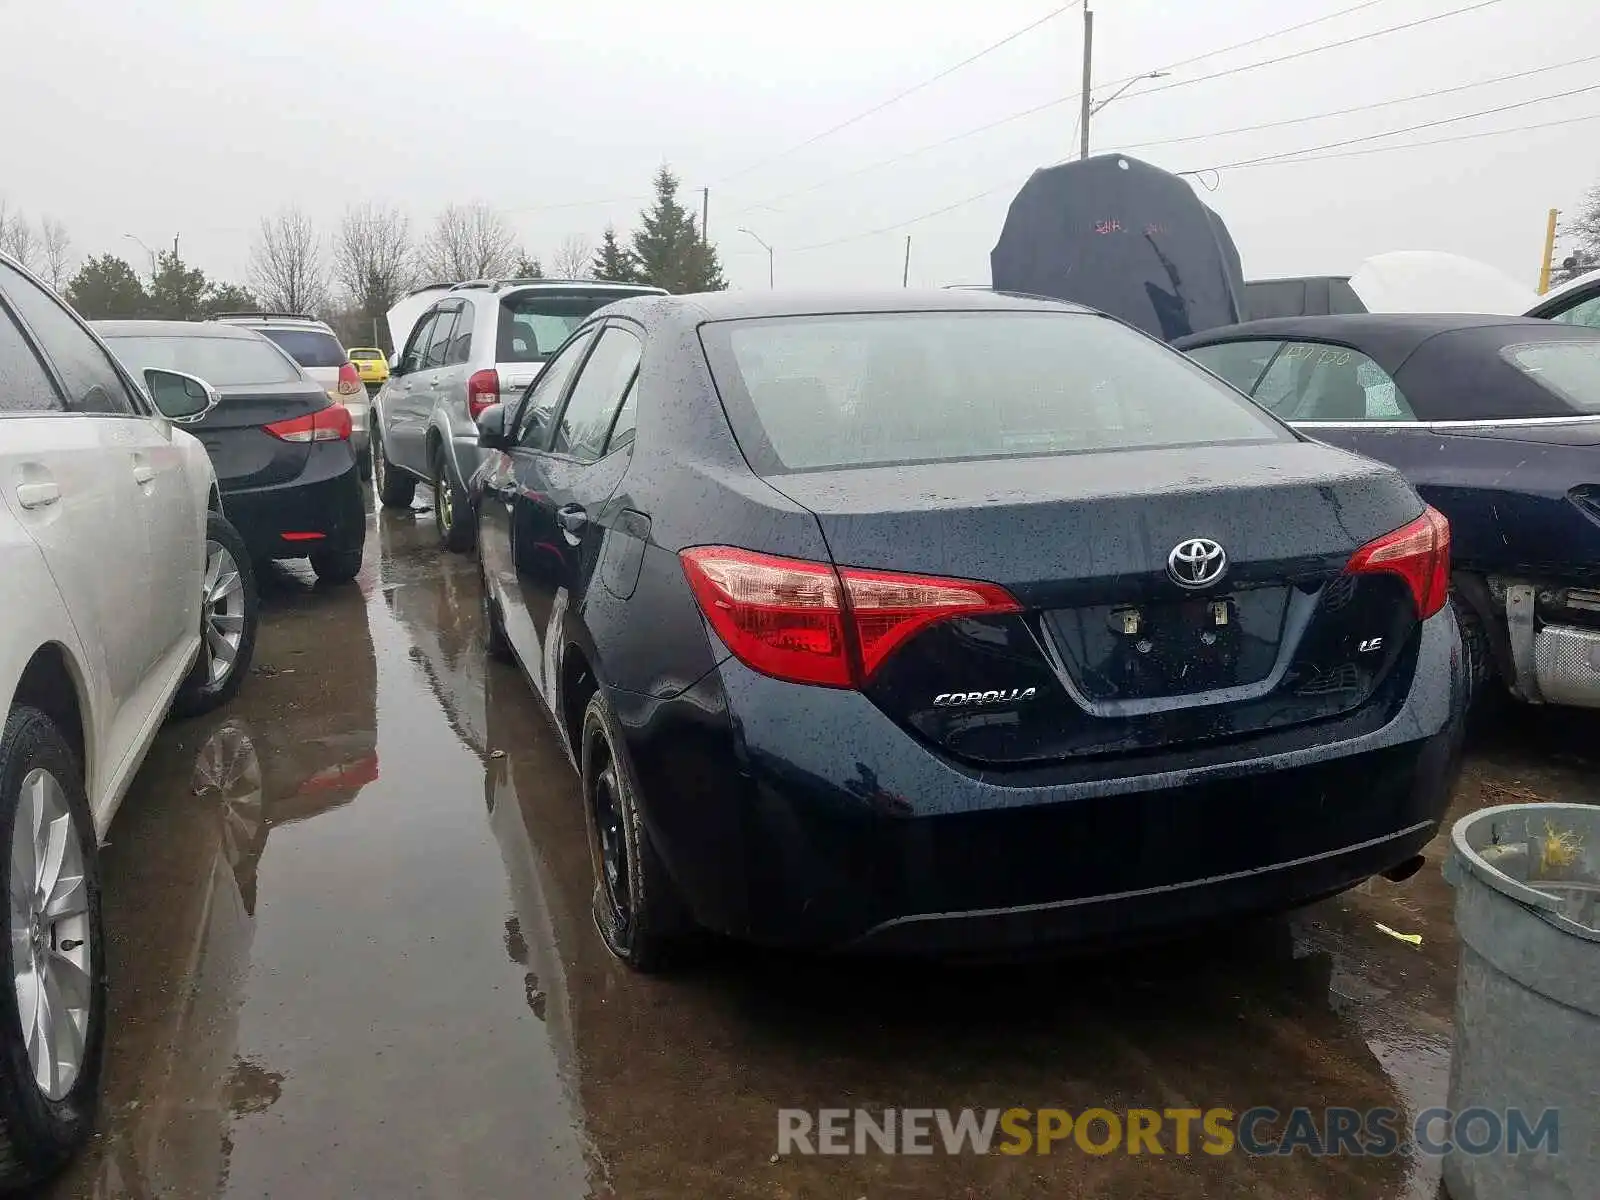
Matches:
[388,352,402,374]
[145,368,220,423]
[476,403,511,450]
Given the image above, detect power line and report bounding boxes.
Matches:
[1186,110,1600,172]
[1105,0,1505,105]
[717,4,1076,186]
[1117,51,1600,153]
[783,84,1600,256]
[730,0,1505,218]
[1179,81,1600,172]
[1094,0,1388,92]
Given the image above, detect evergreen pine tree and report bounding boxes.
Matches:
[629,167,727,293]
[590,226,638,282]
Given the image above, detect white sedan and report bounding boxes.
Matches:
[0,254,259,1188]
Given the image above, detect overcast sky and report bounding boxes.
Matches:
[4,0,1598,295]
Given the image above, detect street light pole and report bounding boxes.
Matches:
[738,227,774,288]
[123,233,157,279]
[1082,71,1169,158]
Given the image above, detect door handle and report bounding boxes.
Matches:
[132,465,155,485]
[556,504,588,536]
[16,482,60,509]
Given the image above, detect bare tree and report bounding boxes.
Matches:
[333,203,414,339]
[40,218,73,291]
[249,207,328,314]
[418,203,519,281]
[550,234,594,279]
[0,199,41,273]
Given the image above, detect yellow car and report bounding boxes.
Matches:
[348,346,389,387]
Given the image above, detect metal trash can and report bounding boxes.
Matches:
[1443,801,1600,1199]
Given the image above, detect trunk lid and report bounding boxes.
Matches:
[767,442,1428,764]
[190,382,327,490]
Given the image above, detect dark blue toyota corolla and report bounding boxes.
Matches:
[469,290,1465,969]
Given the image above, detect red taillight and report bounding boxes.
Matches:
[1345,505,1451,619]
[680,546,1021,688]
[337,361,362,396]
[264,405,353,444]
[467,368,500,420]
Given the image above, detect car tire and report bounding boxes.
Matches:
[373,428,414,510]
[310,545,364,585]
[0,705,107,1191]
[358,445,373,483]
[171,513,259,720]
[480,554,513,663]
[1453,593,1505,723]
[580,691,691,972]
[432,444,474,554]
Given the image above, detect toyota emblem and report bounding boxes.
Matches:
[1167,538,1228,589]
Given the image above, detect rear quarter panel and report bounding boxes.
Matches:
[1309,425,1600,580]
[0,506,103,824]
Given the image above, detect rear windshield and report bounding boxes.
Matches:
[348,348,383,360]
[498,291,654,363]
[101,334,302,388]
[1502,340,1600,414]
[700,311,1288,474]
[258,327,347,369]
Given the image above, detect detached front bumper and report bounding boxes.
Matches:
[609,608,1465,952]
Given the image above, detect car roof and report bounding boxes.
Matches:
[1174,313,1564,366]
[93,319,278,339]
[1177,313,1600,422]
[602,288,1091,322]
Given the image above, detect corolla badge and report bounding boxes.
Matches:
[1167,537,1228,590]
[933,688,1037,708]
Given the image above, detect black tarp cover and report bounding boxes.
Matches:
[990,154,1247,342]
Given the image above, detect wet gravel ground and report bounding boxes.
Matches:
[45,503,1600,1199]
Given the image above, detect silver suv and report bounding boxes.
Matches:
[370,278,666,549]
[213,313,370,474]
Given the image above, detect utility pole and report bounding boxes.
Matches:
[1538,207,1559,294]
[172,233,180,261]
[1078,5,1094,160]
[902,235,911,287]
[702,188,710,245]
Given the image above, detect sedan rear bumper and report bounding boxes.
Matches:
[610,608,1464,952]
[222,444,366,560]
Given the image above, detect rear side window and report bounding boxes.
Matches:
[1186,340,1282,394]
[445,300,473,366]
[426,308,458,369]
[258,327,347,369]
[550,326,642,461]
[497,291,651,363]
[0,306,63,412]
[0,262,138,415]
[701,311,1287,474]
[1251,342,1417,422]
[102,334,302,388]
[1502,340,1600,414]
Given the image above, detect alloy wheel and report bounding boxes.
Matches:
[200,539,247,687]
[8,768,92,1101]
[373,434,387,494]
[435,467,455,539]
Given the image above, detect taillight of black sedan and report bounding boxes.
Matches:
[470,290,1466,970]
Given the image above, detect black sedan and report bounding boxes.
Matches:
[1177,315,1600,711]
[470,290,1463,967]
[98,321,366,583]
